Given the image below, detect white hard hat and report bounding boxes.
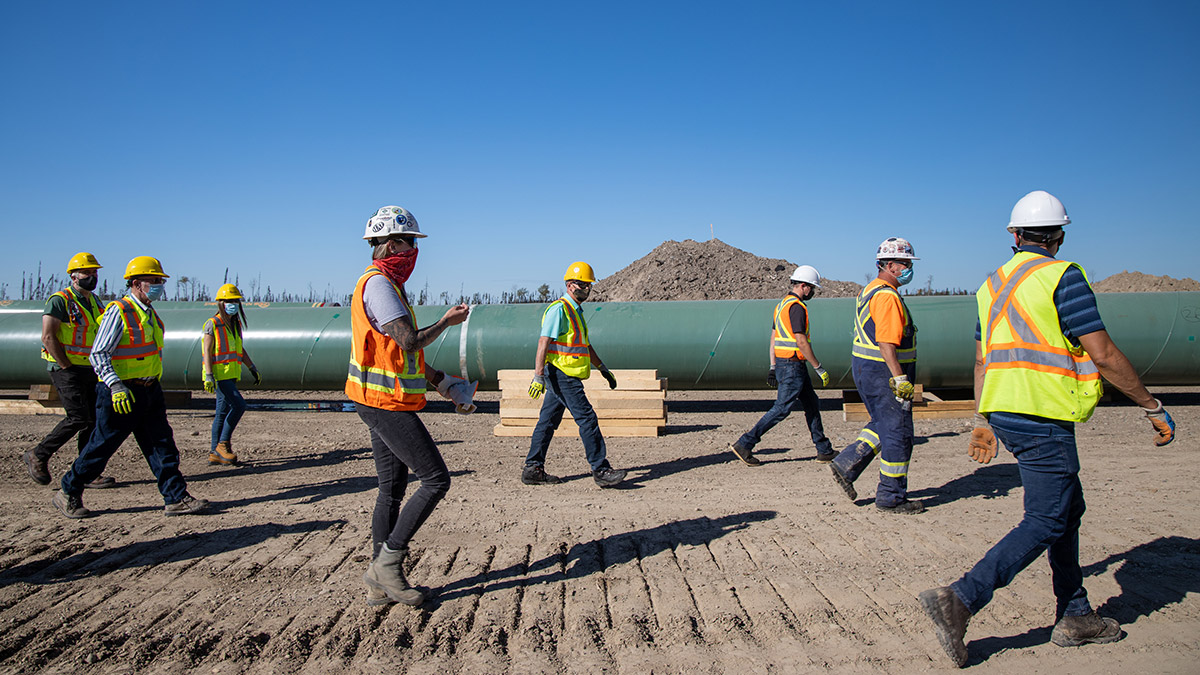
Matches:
[1008,190,1070,232]
[875,237,919,260]
[790,265,822,288]
[364,205,426,241]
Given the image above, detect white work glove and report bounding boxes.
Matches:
[437,375,478,414]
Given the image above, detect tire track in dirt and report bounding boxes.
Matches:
[559,536,614,671]
[508,527,565,673]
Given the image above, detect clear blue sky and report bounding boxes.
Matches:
[2,1,1197,301]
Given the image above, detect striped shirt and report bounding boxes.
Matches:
[90,293,158,387]
[975,246,1105,345]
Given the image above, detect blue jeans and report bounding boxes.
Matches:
[526,365,611,472]
[355,404,451,552]
[830,357,915,507]
[61,380,189,504]
[211,378,246,450]
[738,359,832,454]
[950,412,1091,620]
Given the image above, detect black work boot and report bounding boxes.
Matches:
[1050,611,1122,647]
[593,467,627,488]
[24,449,51,485]
[830,464,857,501]
[919,586,970,667]
[521,466,561,485]
[728,443,761,466]
[877,499,925,515]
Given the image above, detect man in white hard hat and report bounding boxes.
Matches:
[728,264,834,466]
[919,191,1177,667]
[828,237,924,514]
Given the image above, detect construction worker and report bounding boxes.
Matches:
[728,265,834,466]
[828,237,925,514]
[53,256,209,518]
[348,205,473,608]
[523,262,628,488]
[920,191,1177,667]
[23,253,117,489]
[202,283,260,466]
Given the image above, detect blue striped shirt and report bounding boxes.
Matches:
[975,246,1105,345]
[90,293,158,387]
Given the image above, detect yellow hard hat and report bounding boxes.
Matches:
[123,256,170,279]
[216,283,243,301]
[67,252,102,272]
[563,261,596,283]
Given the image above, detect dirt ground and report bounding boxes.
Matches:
[1,387,1197,674]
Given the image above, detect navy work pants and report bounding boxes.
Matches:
[526,365,611,472]
[830,357,915,507]
[738,359,832,455]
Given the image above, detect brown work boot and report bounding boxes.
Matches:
[1050,611,1122,647]
[919,586,970,667]
[164,494,210,516]
[52,490,94,519]
[363,545,424,606]
[23,449,51,485]
[830,464,857,501]
[728,442,761,466]
[84,476,117,489]
[209,441,238,465]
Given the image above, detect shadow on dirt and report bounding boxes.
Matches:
[908,462,1022,508]
[668,398,842,414]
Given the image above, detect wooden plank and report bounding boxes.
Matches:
[499,377,667,392]
[0,400,64,415]
[28,384,58,402]
[497,368,659,380]
[498,416,664,427]
[842,399,976,422]
[501,406,666,420]
[500,388,666,401]
[492,423,660,438]
[501,396,665,410]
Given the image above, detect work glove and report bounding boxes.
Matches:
[528,374,546,399]
[968,413,998,464]
[436,375,478,414]
[110,381,135,415]
[814,366,830,388]
[203,372,216,394]
[766,369,777,389]
[889,374,915,402]
[250,366,261,386]
[599,365,617,389]
[1143,399,1176,446]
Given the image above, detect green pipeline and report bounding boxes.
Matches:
[1,293,1197,390]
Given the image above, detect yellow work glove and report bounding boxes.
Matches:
[1143,399,1176,446]
[528,374,546,399]
[968,413,997,464]
[889,374,915,401]
[203,372,216,394]
[250,367,261,386]
[110,382,135,415]
[814,365,830,387]
[598,365,617,389]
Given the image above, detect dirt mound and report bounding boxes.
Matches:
[1092,271,1200,293]
[591,239,863,302]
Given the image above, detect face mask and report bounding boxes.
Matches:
[373,248,419,285]
[145,283,166,301]
[224,303,239,316]
[570,284,591,303]
[77,275,98,292]
[896,267,914,286]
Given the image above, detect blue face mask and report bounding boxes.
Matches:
[896,267,914,286]
[224,302,239,316]
[145,283,166,301]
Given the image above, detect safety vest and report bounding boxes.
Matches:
[41,287,104,366]
[205,313,243,381]
[977,251,1102,422]
[345,267,427,411]
[851,280,917,363]
[772,293,809,360]
[544,296,591,379]
[106,297,165,380]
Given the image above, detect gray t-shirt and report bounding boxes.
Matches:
[363,274,411,332]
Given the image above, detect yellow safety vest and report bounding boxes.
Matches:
[205,313,243,381]
[772,294,810,360]
[977,251,1102,422]
[106,297,165,380]
[544,296,591,379]
[345,267,427,411]
[851,281,917,363]
[41,287,104,366]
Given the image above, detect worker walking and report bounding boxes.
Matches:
[202,283,260,466]
[348,205,473,608]
[523,262,627,488]
[728,265,834,466]
[24,253,117,489]
[828,237,924,514]
[920,191,1177,667]
[53,256,209,518]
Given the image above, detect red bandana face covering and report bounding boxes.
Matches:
[373,248,419,286]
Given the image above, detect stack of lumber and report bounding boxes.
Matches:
[842,385,976,421]
[494,369,667,437]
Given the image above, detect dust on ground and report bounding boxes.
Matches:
[1,388,1197,674]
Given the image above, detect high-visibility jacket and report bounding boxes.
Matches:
[345,267,427,411]
[544,296,591,379]
[977,251,1102,422]
[851,280,916,363]
[772,293,809,360]
[41,287,104,366]
[204,313,243,381]
[106,297,165,380]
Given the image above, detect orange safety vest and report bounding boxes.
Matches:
[345,267,427,411]
[205,313,243,381]
[851,280,917,363]
[107,297,165,380]
[41,287,104,366]
[772,293,809,360]
[544,296,591,379]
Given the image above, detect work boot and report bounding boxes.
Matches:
[830,464,857,501]
[164,494,210,516]
[877,499,925,515]
[1050,611,1122,647]
[366,586,393,607]
[52,490,93,519]
[919,586,970,667]
[593,467,628,488]
[729,442,761,466]
[23,449,51,485]
[814,449,837,463]
[84,476,117,489]
[209,441,238,466]
[363,544,424,606]
[521,466,561,485]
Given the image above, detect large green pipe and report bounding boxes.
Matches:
[1,293,1197,390]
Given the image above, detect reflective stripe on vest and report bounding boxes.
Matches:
[772,294,809,360]
[344,267,427,411]
[977,251,1102,422]
[41,287,103,366]
[851,282,916,363]
[544,297,591,379]
[206,313,243,381]
[107,297,164,380]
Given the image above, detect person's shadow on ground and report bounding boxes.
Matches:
[908,461,1022,509]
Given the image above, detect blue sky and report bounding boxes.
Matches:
[2,1,1197,301]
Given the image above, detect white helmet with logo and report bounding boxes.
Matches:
[1008,190,1070,233]
[790,264,822,288]
[875,237,919,260]
[363,205,426,243]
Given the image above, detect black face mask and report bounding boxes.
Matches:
[77,275,98,291]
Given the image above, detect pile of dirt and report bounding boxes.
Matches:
[1092,271,1200,293]
[591,239,863,302]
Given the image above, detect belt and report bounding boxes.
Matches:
[123,377,158,387]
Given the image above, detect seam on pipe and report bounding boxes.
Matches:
[694,300,746,387]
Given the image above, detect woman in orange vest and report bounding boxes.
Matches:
[202,283,260,466]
